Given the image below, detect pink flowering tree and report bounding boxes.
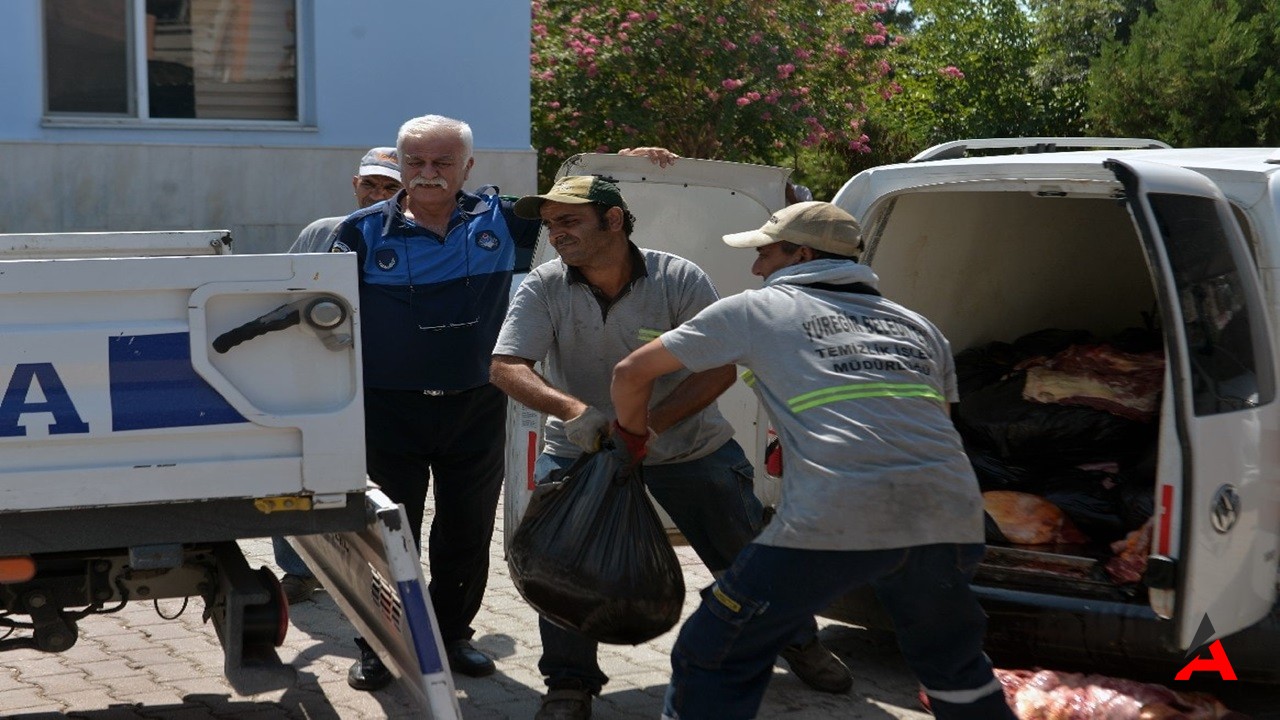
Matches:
[531,1,902,187]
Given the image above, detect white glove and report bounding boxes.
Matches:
[563,407,610,453]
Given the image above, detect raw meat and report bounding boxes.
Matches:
[1021,343,1165,422]
[1106,517,1154,584]
[983,490,1090,545]
[918,668,1248,718]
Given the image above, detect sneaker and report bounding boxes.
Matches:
[280,573,321,605]
[535,687,593,720]
[779,637,852,694]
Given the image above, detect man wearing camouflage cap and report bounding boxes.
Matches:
[491,178,850,720]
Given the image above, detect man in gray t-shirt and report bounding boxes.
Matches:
[287,147,402,254]
[612,202,1015,720]
[491,174,849,720]
[271,147,401,605]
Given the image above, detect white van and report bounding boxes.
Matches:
[502,141,1280,681]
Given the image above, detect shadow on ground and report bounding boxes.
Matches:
[8,690,347,720]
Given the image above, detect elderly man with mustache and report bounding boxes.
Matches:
[326,115,679,692]
[325,114,542,689]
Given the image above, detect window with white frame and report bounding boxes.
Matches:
[44,0,298,122]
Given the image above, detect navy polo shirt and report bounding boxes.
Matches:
[331,189,540,391]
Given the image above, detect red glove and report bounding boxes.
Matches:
[765,438,784,478]
[611,421,653,466]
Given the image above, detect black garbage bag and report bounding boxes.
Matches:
[1040,467,1128,544]
[507,445,685,645]
[1120,482,1155,531]
[955,341,1019,397]
[965,441,1039,493]
[956,371,1153,463]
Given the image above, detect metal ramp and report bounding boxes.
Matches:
[291,489,461,719]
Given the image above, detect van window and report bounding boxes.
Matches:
[1150,194,1274,415]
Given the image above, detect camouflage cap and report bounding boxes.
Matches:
[513,175,628,219]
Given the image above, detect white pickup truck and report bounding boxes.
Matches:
[505,143,1280,683]
[0,231,460,717]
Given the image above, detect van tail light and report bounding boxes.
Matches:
[0,556,36,583]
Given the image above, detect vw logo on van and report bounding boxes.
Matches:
[1210,485,1240,534]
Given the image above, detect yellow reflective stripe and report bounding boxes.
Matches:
[711,584,741,613]
[637,328,663,342]
[787,382,944,413]
[741,369,756,387]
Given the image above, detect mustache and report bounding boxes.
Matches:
[409,177,449,189]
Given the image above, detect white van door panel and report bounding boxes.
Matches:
[1108,158,1280,648]
[502,155,790,547]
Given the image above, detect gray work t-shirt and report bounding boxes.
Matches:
[660,259,984,551]
[290,216,344,253]
[494,248,735,465]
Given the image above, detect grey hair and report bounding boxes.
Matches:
[396,115,474,160]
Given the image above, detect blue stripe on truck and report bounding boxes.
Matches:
[108,333,247,431]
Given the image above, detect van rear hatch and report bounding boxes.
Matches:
[832,149,1280,660]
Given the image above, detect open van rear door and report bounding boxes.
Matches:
[1108,159,1280,649]
[502,154,791,545]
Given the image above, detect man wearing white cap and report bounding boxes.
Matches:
[612,202,1017,720]
[288,147,402,254]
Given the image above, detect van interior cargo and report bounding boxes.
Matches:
[869,189,1164,604]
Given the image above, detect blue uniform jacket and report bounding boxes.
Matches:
[330,189,539,391]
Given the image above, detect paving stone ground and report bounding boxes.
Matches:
[0,490,933,720]
[9,489,1275,720]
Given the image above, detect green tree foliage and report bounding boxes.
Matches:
[530,0,1280,200]
[530,1,899,190]
[876,0,1052,150]
[1087,0,1280,146]
[1025,0,1136,132]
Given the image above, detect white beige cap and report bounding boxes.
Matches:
[723,201,863,257]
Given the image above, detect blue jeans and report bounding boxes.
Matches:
[272,536,312,577]
[535,440,818,693]
[663,542,1014,720]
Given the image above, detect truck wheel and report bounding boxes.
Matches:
[241,567,289,648]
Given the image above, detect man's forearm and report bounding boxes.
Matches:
[612,340,688,435]
[648,364,735,434]
[490,356,586,420]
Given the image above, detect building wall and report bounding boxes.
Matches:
[0,2,535,253]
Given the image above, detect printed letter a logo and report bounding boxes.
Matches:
[1175,615,1238,681]
[0,363,90,437]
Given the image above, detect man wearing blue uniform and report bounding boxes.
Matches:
[328,114,539,689]
[273,145,402,606]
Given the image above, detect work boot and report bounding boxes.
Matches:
[779,637,853,694]
[445,639,496,677]
[279,573,321,605]
[535,687,593,720]
[347,637,393,691]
